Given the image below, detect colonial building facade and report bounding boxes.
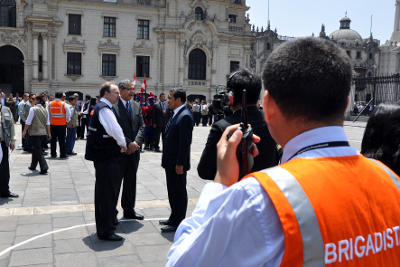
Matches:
[0,0,254,100]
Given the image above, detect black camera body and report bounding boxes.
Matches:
[210,72,240,116]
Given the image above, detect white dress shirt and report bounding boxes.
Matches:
[166,126,360,267]
[25,104,50,125]
[81,100,90,118]
[172,104,185,119]
[98,98,126,147]
[47,99,71,123]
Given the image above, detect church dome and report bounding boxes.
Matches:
[329,14,362,41]
[329,29,363,41]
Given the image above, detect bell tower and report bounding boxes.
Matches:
[391,0,400,41]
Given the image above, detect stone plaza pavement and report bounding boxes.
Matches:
[0,121,367,267]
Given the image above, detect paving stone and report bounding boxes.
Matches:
[13,234,53,251]
[143,261,168,267]
[128,232,171,246]
[52,216,85,228]
[53,226,89,241]
[97,254,143,267]
[136,244,172,263]
[0,231,15,244]
[0,218,18,232]
[18,215,51,225]
[54,252,97,267]
[16,224,52,236]
[53,238,93,254]
[0,259,9,267]
[120,221,158,234]
[92,238,135,258]
[9,248,53,266]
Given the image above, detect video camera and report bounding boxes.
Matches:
[210,72,240,116]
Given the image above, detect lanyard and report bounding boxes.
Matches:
[287,141,350,162]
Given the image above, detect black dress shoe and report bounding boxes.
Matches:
[0,191,19,198]
[66,152,77,155]
[161,225,177,232]
[40,169,48,175]
[51,155,57,158]
[98,233,123,241]
[42,151,48,155]
[28,166,36,171]
[59,155,68,159]
[123,211,144,220]
[113,217,119,225]
[159,220,170,225]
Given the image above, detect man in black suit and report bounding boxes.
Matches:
[113,79,145,221]
[197,69,279,180]
[152,93,170,152]
[160,89,193,232]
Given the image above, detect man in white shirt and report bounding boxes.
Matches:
[85,82,127,242]
[166,38,400,266]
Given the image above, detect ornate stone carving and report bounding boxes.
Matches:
[132,41,153,57]
[98,39,121,55]
[41,33,49,39]
[32,32,40,39]
[63,37,86,54]
[0,30,26,47]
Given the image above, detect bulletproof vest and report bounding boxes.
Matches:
[85,101,120,163]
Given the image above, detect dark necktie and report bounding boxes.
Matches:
[165,111,174,133]
[125,101,131,117]
[111,107,116,115]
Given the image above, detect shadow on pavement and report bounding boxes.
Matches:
[83,234,124,252]
[0,198,14,206]
[161,232,175,242]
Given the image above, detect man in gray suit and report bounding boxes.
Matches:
[113,79,145,221]
[152,93,170,152]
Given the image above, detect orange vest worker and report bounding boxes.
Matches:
[48,100,67,125]
[246,155,400,266]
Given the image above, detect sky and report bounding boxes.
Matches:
[246,0,395,45]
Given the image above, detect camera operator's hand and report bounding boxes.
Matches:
[215,124,260,187]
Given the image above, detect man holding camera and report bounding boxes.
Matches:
[166,38,400,265]
[197,68,279,181]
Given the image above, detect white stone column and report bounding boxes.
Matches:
[211,44,218,87]
[32,32,39,80]
[23,60,31,92]
[42,33,48,80]
[395,1,400,32]
[179,40,185,85]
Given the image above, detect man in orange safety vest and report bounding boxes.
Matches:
[48,91,71,158]
[166,37,400,266]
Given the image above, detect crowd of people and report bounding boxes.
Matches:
[1,36,400,265]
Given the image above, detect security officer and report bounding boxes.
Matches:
[0,90,17,198]
[48,91,70,158]
[85,82,127,241]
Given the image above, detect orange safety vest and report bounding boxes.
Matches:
[245,155,400,266]
[48,100,67,125]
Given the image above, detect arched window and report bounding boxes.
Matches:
[189,49,206,80]
[195,7,203,20]
[0,0,16,28]
[369,53,373,60]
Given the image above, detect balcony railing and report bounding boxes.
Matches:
[184,79,210,87]
[229,26,243,32]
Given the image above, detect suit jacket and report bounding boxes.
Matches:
[113,98,145,147]
[162,105,193,171]
[152,101,170,128]
[197,106,279,180]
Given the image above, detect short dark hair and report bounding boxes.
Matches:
[23,93,29,97]
[160,93,165,98]
[169,89,186,103]
[85,94,91,100]
[227,68,261,106]
[96,95,100,99]
[262,37,352,122]
[35,94,46,108]
[100,82,115,98]
[118,79,131,90]
[29,93,35,98]
[55,92,63,98]
[68,95,76,101]
[361,104,400,176]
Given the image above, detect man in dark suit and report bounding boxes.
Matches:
[160,89,193,232]
[113,79,145,221]
[152,93,170,152]
[197,69,279,181]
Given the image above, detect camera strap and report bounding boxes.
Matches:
[287,141,350,162]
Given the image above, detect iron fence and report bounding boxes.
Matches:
[352,75,400,106]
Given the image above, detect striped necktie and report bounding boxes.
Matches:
[165,111,174,133]
[125,101,131,117]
